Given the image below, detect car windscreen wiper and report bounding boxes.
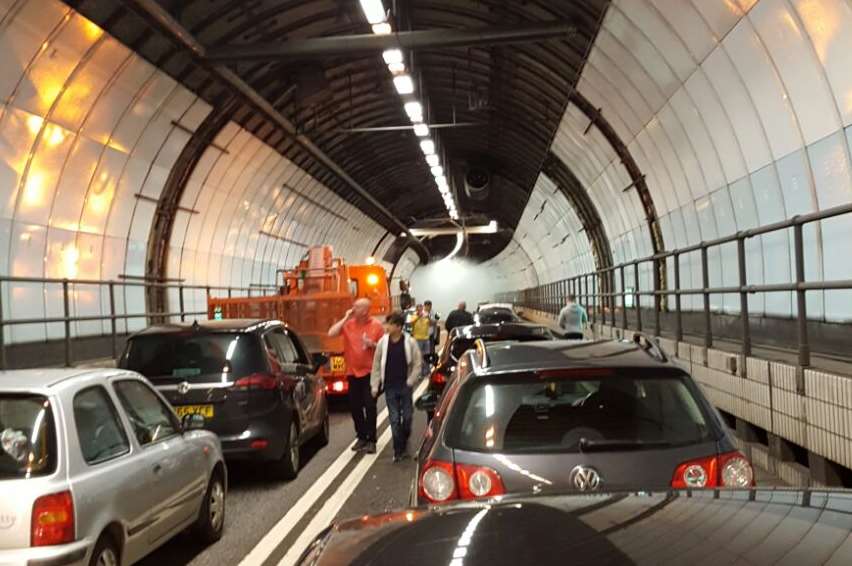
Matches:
[578,438,674,453]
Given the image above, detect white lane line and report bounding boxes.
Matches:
[278,378,428,566]
[239,379,427,566]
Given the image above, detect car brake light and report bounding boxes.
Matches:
[233,373,278,390]
[31,491,74,547]
[419,460,456,503]
[331,381,345,392]
[431,371,447,385]
[419,460,505,503]
[671,451,753,488]
[456,463,505,499]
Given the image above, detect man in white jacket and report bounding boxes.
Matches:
[371,312,423,462]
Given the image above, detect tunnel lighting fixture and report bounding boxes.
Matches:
[393,75,414,94]
[450,211,459,220]
[439,185,450,195]
[435,175,447,186]
[426,154,440,167]
[413,123,429,137]
[420,139,435,155]
[431,165,444,177]
[365,256,376,265]
[383,49,403,65]
[387,62,405,74]
[372,22,392,34]
[359,0,386,24]
[404,101,423,121]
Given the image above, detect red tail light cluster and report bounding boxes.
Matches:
[671,451,754,489]
[419,459,505,503]
[31,491,74,547]
[430,371,447,386]
[233,373,278,390]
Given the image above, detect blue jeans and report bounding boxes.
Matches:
[385,387,413,456]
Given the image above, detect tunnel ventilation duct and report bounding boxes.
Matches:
[464,167,490,200]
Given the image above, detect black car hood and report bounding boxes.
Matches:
[301,489,852,565]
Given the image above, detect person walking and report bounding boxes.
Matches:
[410,304,432,377]
[328,298,385,453]
[558,294,588,340]
[371,312,422,462]
[445,301,475,334]
[423,300,439,354]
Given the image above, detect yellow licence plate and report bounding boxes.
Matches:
[175,404,214,419]
[331,356,345,372]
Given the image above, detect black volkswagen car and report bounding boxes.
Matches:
[119,319,329,479]
[413,336,753,505]
[298,489,852,565]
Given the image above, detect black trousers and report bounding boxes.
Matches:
[348,375,377,442]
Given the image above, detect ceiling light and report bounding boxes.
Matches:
[435,175,447,186]
[413,123,429,137]
[420,139,435,155]
[359,0,386,24]
[393,75,414,94]
[450,211,459,220]
[439,185,450,195]
[426,154,440,167]
[404,101,422,120]
[372,22,392,34]
[431,165,444,177]
[383,49,403,65]
[388,62,405,74]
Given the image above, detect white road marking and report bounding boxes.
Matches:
[239,379,428,566]
[279,378,428,566]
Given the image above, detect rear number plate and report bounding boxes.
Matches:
[175,404,214,419]
[331,356,345,372]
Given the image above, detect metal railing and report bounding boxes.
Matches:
[499,201,852,382]
[0,276,278,369]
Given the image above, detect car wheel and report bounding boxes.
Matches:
[193,471,226,544]
[272,418,300,480]
[89,534,119,566]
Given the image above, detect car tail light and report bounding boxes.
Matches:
[233,373,278,390]
[31,491,74,547]
[456,463,505,499]
[419,460,505,503]
[431,371,447,386]
[671,451,754,488]
[330,380,346,393]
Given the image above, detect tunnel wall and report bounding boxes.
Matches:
[0,0,394,344]
[510,0,852,323]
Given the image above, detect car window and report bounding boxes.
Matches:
[450,338,475,361]
[446,371,715,453]
[266,329,301,364]
[74,387,130,464]
[113,381,179,446]
[0,394,56,478]
[121,333,264,383]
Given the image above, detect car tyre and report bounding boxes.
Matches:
[272,419,300,480]
[89,534,119,566]
[315,407,330,447]
[193,471,226,544]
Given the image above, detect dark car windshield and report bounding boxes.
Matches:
[0,394,57,478]
[121,333,264,382]
[450,327,554,360]
[447,370,715,453]
[475,310,519,324]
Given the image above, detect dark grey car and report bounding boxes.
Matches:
[413,337,753,504]
[120,319,329,480]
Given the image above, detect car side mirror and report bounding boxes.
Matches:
[182,413,205,432]
[312,353,329,371]
[415,390,439,412]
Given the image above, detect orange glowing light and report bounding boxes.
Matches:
[23,172,45,206]
[81,18,103,41]
[366,273,380,286]
[62,245,79,279]
[26,115,44,134]
[46,125,65,146]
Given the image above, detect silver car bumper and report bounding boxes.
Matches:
[0,539,90,566]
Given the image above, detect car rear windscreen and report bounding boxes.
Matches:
[0,395,57,478]
[447,371,714,453]
[476,311,519,324]
[122,333,264,382]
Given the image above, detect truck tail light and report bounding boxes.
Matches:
[31,491,74,547]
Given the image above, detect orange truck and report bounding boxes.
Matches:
[207,246,391,395]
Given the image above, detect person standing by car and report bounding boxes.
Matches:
[445,301,475,334]
[371,312,422,462]
[423,300,440,354]
[328,298,385,453]
[558,294,588,339]
[411,304,432,377]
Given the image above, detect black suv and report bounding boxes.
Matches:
[413,336,753,505]
[120,319,329,479]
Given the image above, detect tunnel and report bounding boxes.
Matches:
[1,0,852,565]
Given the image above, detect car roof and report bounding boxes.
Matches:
[454,322,552,340]
[132,318,281,336]
[0,368,136,393]
[474,338,672,375]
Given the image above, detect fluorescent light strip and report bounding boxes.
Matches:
[359,0,386,24]
[393,75,414,94]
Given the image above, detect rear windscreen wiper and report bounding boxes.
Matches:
[578,438,674,453]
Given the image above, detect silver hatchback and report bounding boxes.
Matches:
[0,369,227,566]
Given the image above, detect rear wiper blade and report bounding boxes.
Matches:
[578,438,674,453]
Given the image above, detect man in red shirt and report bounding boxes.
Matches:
[328,298,385,453]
